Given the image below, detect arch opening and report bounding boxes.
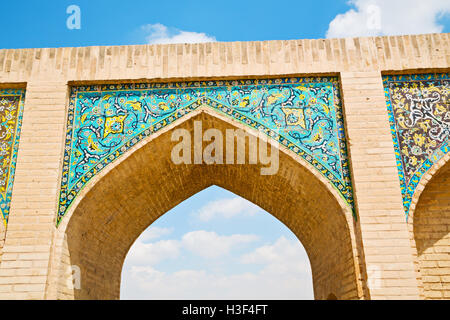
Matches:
[50,110,363,300]
[120,185,315,299]
[413,158,450,299]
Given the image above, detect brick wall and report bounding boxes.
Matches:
[0,35,447,83]
[340,72,424,299]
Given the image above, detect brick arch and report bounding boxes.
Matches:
[409,152,450,219]
[46,107,366,300]
[410,153,450,299]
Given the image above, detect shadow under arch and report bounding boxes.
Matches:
[47,107,366,300]
[411,154,450,299]
[327,293,338,300]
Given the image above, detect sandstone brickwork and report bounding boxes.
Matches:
[413,156,450,299]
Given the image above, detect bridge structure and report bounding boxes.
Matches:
[0,33,448,299]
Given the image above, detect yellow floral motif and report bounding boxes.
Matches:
[419,121,429,132]
[281,108,306,129]
[401,145,409,156]
[435,104,447,114]
[267,93,285,105]
[321,103,330,115]
[413,133,425,147]
[239,97,250,108]
[159,102,169,111]
[103,115,127,138]
[397,116,408,129]
[87,135,100,152]
[126,100,142,111]
[312,127,324,142]
[425,139,437,148]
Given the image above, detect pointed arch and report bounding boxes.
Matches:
[46,108,366,300]
[410,153,450,299]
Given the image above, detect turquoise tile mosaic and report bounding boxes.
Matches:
[383,73,449,218]
[0,89,25,226]
[58,77,355,225]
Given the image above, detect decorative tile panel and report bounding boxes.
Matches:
[383,73,449,217]
[58,77,355,225]
[0,89,25,226]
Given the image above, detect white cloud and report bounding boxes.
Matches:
[139,227,173,242]
[195,197,262,221]
[326,0,450,38]
[121,236,313,300]
[142,23,216,44]
[126,229,258,268]
[241,236,311,274]
[182,230,259,258]
[125,239,180,266]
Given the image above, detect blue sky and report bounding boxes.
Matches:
[1,1,346,48]
[3,0,449,300]
[1,0,448,49]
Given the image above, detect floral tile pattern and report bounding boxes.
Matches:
[58,77,355,225]
[0,89,25,226]
[383,73,449,218]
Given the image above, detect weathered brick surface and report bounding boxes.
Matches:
[340,72,423,299]
[0,34,447,299]
[0,222,4,266]
[413,159,450,299]
[0,82,67,299]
